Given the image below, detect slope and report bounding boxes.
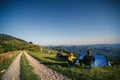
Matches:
[0,34,42,53]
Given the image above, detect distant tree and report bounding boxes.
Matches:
[29,41,33,44]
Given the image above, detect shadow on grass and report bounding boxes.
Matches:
[44,57,57,61]
[44,57,67,62]
[39,57,68,67]
[29,54,68,68]
[41,61,68,68]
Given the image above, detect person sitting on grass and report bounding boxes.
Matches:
[67,53,76,67]
[56,51,62,60]
[79,50,95,69]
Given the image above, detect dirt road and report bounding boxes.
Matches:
[2,52,23,80]
[24,52,71,80]
[2,51,71,80]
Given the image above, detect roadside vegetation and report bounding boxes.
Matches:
[20,53,40,80]
[0,51,20,79]
[29,51,120,80]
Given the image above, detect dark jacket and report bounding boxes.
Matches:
[83,55,95,65]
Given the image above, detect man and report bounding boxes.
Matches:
[80,50,95,69]
[56,51,62,60]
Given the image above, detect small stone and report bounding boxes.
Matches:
[0,70,6,73]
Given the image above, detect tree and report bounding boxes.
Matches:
[29,41,33,44]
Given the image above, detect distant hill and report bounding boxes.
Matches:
[0,34,42,53]
[46,44,120,61]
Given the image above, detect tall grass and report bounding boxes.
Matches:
[29,51,120,80]
[20,54,40,80]
[0,51,20,80]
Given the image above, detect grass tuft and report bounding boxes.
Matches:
[20,53,40,80]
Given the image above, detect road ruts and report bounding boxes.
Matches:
[24,52,71,80]
[2,52,23,80]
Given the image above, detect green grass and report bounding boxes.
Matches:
[29,51,120,80]
[20,53,40,80]
[0,51,20,80]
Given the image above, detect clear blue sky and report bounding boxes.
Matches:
[0,0,120,45]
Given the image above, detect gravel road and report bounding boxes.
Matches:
[2,51,71,80]
[2,52,23,80]
[24,51,71,80]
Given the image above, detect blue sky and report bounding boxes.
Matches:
[0,0,120,45]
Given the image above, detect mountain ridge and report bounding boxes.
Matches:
[46,43,120,61]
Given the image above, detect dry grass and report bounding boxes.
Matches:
[0,51,20,79]
[0,51,20,64]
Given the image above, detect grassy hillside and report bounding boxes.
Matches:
[0,34,43,53]
[29,51,120,80]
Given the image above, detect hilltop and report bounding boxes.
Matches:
[0,34,42,53]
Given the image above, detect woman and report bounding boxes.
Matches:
[68,53,76,67]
